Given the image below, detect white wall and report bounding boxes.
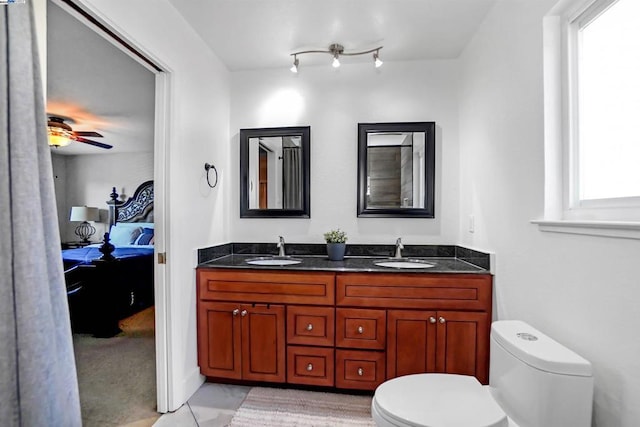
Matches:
[458,1,640,426]
[78,0,231,411]
[52,152,153,242]
[230,61,460,245]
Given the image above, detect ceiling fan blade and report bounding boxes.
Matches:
[75,136,113,149]
[74,131,103,137]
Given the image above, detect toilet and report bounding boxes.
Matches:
[372,320,594,427]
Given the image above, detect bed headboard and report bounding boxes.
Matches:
[107,180,154,226]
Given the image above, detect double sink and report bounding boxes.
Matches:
[245,256,435,269]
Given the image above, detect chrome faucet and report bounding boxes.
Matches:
[277,236,286,257]
[394,237,404,259]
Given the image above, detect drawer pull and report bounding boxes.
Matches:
[429,316,436,324]
[306,363,313,371]
[439,316,446,324]
[232,308,240,316]
[357,326,364,334]
[241,309,248,317]
[357,367,364,376]
[306,323,313,331]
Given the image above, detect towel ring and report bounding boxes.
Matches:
[204,163,218,188]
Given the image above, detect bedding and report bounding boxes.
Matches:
[64,181,155,336]
[62,244,153,270]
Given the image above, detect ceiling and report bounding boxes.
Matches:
[167,0,497,70]
[46,0,496,155]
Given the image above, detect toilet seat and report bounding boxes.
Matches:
[372,374,508,427]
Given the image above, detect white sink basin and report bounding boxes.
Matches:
[245,256,302,266]
[374,259,435,269]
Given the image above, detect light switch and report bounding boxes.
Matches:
[468,215,475,233]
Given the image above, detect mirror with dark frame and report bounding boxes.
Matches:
[240,126,311,218]
[357,122,435,218]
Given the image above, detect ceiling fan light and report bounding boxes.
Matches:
[47,127,73,147]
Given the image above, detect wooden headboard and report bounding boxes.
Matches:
[107,180,154,226]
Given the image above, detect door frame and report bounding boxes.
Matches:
[47,0,173,412]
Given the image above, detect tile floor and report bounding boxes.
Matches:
[153,383,250,427]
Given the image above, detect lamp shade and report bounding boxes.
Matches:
[69,206,99,222]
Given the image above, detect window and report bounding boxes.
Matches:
[536,0,640,238]
[570,0,640,211]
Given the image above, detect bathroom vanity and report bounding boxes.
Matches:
[196,244,492,391]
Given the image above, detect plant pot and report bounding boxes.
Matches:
[326,243,346,261]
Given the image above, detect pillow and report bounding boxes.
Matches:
[134,227,154,245]
[109,223,143,246]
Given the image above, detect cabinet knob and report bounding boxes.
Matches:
[306,323,313,331]
[439,316,446,324]
[357,326,364,334]
[357,367,364,376]
[306,363,313,371]
[241,309,248,317]
[429,316,436,324]
[232,309,240,316]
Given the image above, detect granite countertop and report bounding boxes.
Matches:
[197,243,491,274]
[198,253,487,273]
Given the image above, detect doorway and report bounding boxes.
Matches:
[47,0,169,423]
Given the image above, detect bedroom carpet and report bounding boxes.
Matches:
[228,386,376,427]
[73,307,159,427]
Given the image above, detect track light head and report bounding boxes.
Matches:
[289,43,383,73]
[374,50,383,68]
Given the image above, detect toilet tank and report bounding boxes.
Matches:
[489,320,593,427]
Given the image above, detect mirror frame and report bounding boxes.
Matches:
[357,122,435,218]
[240,126,311,218]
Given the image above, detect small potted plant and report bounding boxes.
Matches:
[324,228,347,261]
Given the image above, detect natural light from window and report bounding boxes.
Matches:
[578,0,640,201]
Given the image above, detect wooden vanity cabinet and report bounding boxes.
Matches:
[197,269,335,385]
[386,309,489,382]
[337,273,492,385]
[198,301,285,382]
[197,268,492,390]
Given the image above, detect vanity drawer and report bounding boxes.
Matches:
[335,349,385,390]
[287,346,334,387]
[287,306,335,347]
[336,273,492,310]
[336,308,385,350]
[198,269,335,305]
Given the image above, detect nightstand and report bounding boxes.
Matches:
[62,241,92,249]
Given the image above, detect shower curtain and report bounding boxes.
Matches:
[282,137,301,210]
[0,3,82,426]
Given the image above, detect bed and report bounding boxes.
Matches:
[64,181,155,337]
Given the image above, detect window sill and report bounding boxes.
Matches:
[531,219,640,240]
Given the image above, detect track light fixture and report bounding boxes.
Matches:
[290,43,383,72]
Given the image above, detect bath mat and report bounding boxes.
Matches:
[228,386,375,426]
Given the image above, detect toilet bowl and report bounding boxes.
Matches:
[371,320,593,427]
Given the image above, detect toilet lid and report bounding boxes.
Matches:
[373,374,508,427]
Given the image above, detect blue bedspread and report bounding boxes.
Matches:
[62,246,154,269]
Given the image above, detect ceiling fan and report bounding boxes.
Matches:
[47,116,113,149]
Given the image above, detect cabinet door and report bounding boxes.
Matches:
[386,310,437,378]
[241,304,286,382]
[436,311,489,384]
[198,301,242,379]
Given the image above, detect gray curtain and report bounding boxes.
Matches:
[282,141,301,210]
[0,4,81,426]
